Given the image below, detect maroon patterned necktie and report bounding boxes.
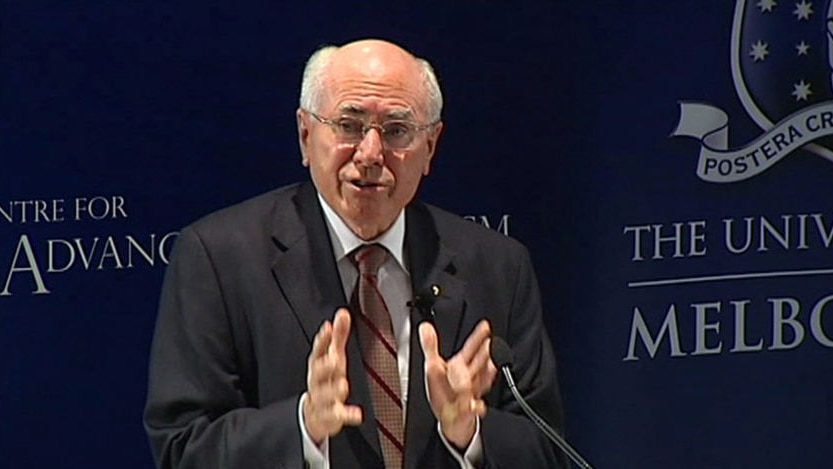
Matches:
[351,244,404,469]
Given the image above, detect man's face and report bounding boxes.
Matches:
[297,41,443,240]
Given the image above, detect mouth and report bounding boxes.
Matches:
[350,179,386,190]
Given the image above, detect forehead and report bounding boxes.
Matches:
[321,47,429,119]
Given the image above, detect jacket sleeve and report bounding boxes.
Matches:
[480,245,568,469]
[143,226,304,469]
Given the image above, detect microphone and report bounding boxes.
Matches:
[490,336,594,469]
[406,284,441,320]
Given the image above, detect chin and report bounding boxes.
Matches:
[348,207,397,234]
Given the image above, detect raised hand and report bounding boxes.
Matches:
[418,319,498,449]
[303,308,363,444]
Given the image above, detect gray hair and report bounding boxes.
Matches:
[298,44,444,123]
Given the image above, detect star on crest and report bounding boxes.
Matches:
[793,0,813,20]
[757,0,777,12]
[796,41,810,56]
[791,80,812,101]
[749,40,770,61]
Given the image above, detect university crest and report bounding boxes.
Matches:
[673,0,833,182]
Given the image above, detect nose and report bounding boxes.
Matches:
[353,126,385,167]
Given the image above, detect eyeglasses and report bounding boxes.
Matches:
[305,110,438,150]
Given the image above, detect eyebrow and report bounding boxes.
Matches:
[337,104,368,116]
[336,105,415,121]
[386,109,414,120]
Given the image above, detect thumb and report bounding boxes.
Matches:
[419,322,440,361]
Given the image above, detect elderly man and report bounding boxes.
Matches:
[144,39,564,469]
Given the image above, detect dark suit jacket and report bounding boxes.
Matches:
[144,182,565,468]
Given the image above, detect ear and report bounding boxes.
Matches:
[422,121,444,175]
[297,109,311,167]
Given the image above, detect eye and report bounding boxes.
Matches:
[383,122,412,137]
[334,118,364,135]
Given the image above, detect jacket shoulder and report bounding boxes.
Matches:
[188,183,301,235]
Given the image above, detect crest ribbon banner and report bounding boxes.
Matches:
[673,101,833,182]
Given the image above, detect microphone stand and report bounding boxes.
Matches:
[500,365,594,469]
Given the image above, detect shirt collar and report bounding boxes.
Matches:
[317,192,407,270]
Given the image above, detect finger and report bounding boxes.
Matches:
[309,362,352,401]
[308,321,333,388]
[485,361,498,388]
[311,320,333,360]
[307,359,330,389]
[468,337,492,375]
[422,323,452,407]
[447,358,473,394]
[419,322,441,362]
[473,359,499,397]
[458,320,491,363]
[331,308,352,355]
[338,403,364,426]
[307,321,333,368]
[466,340,493,396]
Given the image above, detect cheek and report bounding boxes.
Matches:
[310,145,352,178]
[393,156,429,190]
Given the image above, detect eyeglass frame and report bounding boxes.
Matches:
[302,108,440,150]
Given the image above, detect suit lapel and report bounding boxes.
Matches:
[269,183,341,341]
[403,202,466,469]
[268,183,381,461]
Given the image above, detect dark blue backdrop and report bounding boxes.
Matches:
[2,1,831,467]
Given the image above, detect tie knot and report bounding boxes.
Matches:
[352,244,388,275]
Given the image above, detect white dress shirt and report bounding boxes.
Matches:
[298,194,482,468]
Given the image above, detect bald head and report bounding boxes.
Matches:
[337,39,415,63]
[299,39,443,123]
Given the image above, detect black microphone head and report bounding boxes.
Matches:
[407,285,441,320]
[490,336,514,369]
[409,285,439,309]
